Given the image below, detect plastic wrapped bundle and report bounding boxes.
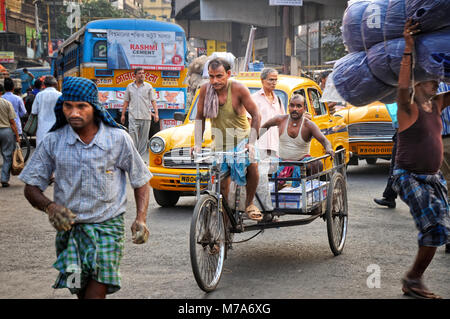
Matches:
[342,0,372,52]
[384,0,407,40]
[320,71,347,104]
[406,0,450,33]
[332,51,396,106]
[379,88,397,104]
[361,0,390,50]
[367,37,436,86]
[415,28,450,82]
[367,39,401,86]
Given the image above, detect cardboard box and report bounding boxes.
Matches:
[270,180,328,209]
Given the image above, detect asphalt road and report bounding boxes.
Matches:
[0,160,449,299]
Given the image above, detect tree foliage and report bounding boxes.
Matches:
[321,19,346,63]
[55,0,132,40]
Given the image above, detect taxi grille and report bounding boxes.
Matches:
[163,147,210,169]
[348,122,396,137]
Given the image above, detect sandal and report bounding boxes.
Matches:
[401,277,442,299]
[245,204,263,221]
[260,213,280,223]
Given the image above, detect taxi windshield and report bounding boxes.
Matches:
[189,88,288,120]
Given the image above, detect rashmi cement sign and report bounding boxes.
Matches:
[107,29,185,70]
[269,0,303,5]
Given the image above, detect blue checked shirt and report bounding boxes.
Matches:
[442,106,450,136]
[19,122,152,223]
[3,92,26,134]
[438,82,450,136]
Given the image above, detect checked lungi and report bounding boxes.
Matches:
[217,138,259,186]
[52,214,125,295]
[392,168,450,247]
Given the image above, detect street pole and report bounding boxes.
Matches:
[34,0,40,56]
[282,5,290,74]
[47,4,51,55]
[243,26,256,72]
[318,20,322,66]
[306,22,310,70]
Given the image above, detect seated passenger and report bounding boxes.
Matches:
[260,94,334,187]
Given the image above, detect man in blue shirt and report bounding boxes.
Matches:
[373,102,398,208]
[19,77,152,298]
[23,68,35,89]
[2,78,27,134]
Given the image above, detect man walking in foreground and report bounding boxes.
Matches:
[19,77,152,299]
[392,20,450,299]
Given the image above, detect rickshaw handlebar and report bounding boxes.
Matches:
[193,149,248,163]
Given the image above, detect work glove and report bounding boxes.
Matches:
[131,220,149,244]
[46,203,77,232]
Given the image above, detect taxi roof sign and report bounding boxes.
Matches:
[237,72,261,78]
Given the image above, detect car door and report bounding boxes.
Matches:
[308,86,335,156]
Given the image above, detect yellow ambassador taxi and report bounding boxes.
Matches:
[336,101,396,165]
[149,72,350,207]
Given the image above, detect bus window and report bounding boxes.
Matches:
[93,40,107,60]
[64,47,78,72]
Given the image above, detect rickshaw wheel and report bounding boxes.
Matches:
[325,172,348,256]
[190,194,226,292]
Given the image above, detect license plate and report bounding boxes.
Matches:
[180,174,198,185]
[357,145,393,155]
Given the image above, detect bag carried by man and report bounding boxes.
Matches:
[23,113,38,136]
[11,143,25,175]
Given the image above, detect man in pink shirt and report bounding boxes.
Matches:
[251,68,285,159]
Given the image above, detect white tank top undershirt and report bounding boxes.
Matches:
[278,117,311,160]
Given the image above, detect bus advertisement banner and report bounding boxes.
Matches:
[98,89,185,111]
[107,29,185,70]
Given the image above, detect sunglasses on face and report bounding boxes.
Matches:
[265,78,278,83]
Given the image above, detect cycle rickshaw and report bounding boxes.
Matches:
[190,148,348,292]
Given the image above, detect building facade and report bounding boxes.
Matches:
[173,0,347,73]
[111,0,144,17]
[0,0,48,69]
[143,0,172,22]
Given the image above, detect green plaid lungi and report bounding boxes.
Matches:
[52,214,125,295]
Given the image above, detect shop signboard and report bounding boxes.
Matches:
[0,51,14,63]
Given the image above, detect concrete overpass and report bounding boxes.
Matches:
[173,0,348,70]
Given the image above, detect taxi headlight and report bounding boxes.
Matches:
[149,136,165,154]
